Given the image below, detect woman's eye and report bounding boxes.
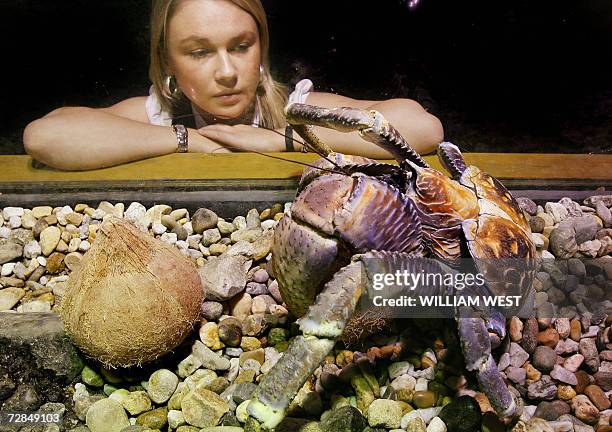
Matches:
[190,49,211,58]
[232,43,250,52]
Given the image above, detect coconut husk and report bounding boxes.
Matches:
[60,217,204,367]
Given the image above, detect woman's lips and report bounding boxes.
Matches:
[215,92,241,105]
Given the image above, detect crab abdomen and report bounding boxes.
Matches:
[463,213,537,299]
[407,167,479,262]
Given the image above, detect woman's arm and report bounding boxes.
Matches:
[197,93,444,159]
[23,97,229,171]
[304,92,444,159]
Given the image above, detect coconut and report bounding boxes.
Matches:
[60,217,204,367]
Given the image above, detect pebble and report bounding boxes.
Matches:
[192,341,230,371]
[147,369,179,404]
[85,398,130,432]
[427,417,447,432]
[413,391,437,409]
[527,376,558,400]
[121,391,152,416]
[533,346,558,373]
[368,399,402,428]
[579,338,601,373]
[510,342,530,367]
[571,395,600,425]
[201,301,224,321]
[584,384,611,410]
[181,387,229,428]
[0,287,25,310]
[200,254,251,301]
[563,354,585,372]
[550,365,577,385]
[39,226,61,256]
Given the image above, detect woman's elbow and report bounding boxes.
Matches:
[23,119,46,158]
[23,119,77,170]
[423,113,444,153]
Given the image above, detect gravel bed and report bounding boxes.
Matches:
[0,194,611,432]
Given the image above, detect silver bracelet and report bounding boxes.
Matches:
[172,124,188,153]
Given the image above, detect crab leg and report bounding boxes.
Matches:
[285,102,430,168]
[457,313,519,418]
[247,260,365,429]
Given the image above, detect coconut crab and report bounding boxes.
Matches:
[246,103,536,429]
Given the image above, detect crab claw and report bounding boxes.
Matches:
[284,102,430,167]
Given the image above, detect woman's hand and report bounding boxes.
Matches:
[197,124,285,152]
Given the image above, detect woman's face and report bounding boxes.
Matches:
[166,0,261,119]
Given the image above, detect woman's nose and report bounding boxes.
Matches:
[214,51,238,84]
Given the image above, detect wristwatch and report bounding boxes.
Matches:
[172,124,188,153]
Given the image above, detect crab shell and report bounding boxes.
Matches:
[407,162,536,302]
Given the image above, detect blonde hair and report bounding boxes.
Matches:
[149,0,288,129]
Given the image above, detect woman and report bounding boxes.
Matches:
[23,0,444,171]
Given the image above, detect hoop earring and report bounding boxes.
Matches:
[257,64,266,96]
[164,75,181,99]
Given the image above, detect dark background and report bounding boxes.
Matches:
[2,0,611,154]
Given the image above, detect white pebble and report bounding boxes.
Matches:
[23,241,41,259]
[78,240,91,252]
[167,409,185,429]
[37,256,47,266]
[183,221,194,235]
[56,206,74,225]
[233,216,247,230]
[0,227,10,238]
[152,223,167,235]
[68,238,81,253]
[73,383,89,401]
[1,263,15,276]
[427,417,447,432]
[9,216,22,228]
[175,240,188,250]
[160,232,177,244]
[261,219,277,230]
[2,207,24,219]
[39,276,48,285]
[236,400,250,423]
[17,300,51,313]
[415,377,429,392]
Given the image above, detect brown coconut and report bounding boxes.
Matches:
[60,217,204,367]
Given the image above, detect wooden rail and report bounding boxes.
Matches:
[0,153,610,216]
[0,153,610,182]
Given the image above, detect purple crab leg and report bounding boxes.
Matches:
[457,315,519,418]
[437,141,468,180]
[285,102,430,168]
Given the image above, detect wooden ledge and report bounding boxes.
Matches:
[0,153,610,183]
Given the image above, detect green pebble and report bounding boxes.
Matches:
[275,340,289,352]
[81,365,104,387]
[244,417,262,432]
[441,396,453,407]
[428,381,450,397]
[351,375,375,415]
[140,380,149,391]
[136,407,168,429]
[103,384,118,396]
[176,427,200,432]
[267,328,289,346]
